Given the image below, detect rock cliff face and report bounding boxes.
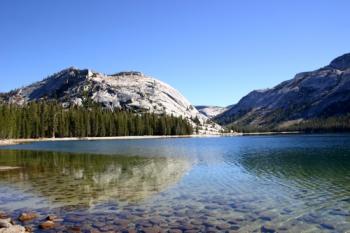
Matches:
[215,53,350,128]
[3,68,221,133]
[196,105,228,119]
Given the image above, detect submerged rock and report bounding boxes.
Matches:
[0,213,8,219]
[39,220,55,229]
[18,213,37,222]
[24,226,32,232]
[67,226,81,232]
[320,223,335,230]
[261,224,276,233]
[46,215,63,222]
[46,215,56,221]
[329,209,350,216]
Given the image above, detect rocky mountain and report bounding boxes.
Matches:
[215,53,350,130]
[2,67,221,134]
[196,105,228,119]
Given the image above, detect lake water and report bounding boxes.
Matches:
[0,135,350,232]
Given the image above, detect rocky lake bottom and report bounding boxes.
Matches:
[0,135,350,232]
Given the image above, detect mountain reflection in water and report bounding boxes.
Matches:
[1,136,350,232]
[0,150,191,209]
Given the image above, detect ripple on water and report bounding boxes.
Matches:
[0,135,350,232]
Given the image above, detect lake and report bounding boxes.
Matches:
[0,135,350,232]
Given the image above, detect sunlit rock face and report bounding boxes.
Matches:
[0,150,192,208]
[3,68,221,134]
[215,53,350,128]
[196,105,229,119]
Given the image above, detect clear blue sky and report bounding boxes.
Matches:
[0,0,349,106]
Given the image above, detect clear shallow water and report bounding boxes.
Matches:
[0,135,350,232]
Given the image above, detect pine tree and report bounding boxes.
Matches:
[0,102,194,139]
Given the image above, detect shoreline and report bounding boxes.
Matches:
[0,131,317,146]
[241,131,301,135]
[0,134,226,146]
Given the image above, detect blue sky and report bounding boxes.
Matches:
[0,0,349,106]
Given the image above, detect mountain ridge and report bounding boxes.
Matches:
[215,52,350,131]
[2,67,222,134]
[195,105,229,119]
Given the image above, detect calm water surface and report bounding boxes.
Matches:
[0,135,350,232]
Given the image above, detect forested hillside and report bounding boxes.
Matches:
[0,67,222,134]
[226,115,350,133]
[0,102,193,139]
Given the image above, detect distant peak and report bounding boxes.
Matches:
[111,71,144,77]
[60,66,79,73]
[329,53,350,70]
[57,67,92,76]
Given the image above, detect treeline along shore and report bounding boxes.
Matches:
[0,102,193,139]
[0,135,219,147]
[225,115,350,134]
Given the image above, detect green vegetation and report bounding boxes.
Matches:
[225,124,268,133]
[287,115,350,133]
[0,102,193,139]
[225,114,350,133]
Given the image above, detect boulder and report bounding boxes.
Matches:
[0,219,11,228]
[0,225,25,233]
[18,213,37,222]
[39,220,55,229]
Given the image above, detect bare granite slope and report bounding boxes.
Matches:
[215,53,350,128]
[196,105,229,119]
[3,68,222,134]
